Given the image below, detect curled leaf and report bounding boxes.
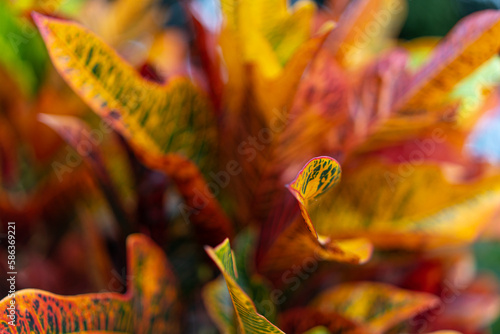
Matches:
[258,157,372,275]
[311,159,500,249]
[397,10,500,113]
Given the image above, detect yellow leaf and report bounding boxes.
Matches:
[396,10,500,113]
[34,13,233,245]
[311,160,500,249]
[222,0,316,77]
[219,0,333,118]
[287,156,342,236]
[329,0,407,68]
[312,282,439,334]
[202,276,237,334]
[205,239,285,334]
[254,22,335,123]
[33,13,217,174]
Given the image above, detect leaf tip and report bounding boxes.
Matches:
[31,11,47,29]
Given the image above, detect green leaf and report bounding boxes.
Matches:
[0,2,48,96]
[310,160,500,249]
[205,239,284,334]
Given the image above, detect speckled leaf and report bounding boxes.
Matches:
[0,234,178,333]
[257,157,372,275]
[287,156,341,236]
[33,13,217,174]
[34,14,233,246]
[397,10,500,113]
[205,239,284,334]
[310,159,500,249]
[312,282,439,334]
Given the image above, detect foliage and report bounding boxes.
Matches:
[1,0,500,333]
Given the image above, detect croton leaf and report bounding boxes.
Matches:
[32,13,216,174]
[253,22,335,123]
[218,0,334,121]
[257,157,372,275]
[205,238,284,333]
[287,156,342,237]
[312,282,440,334]
[202,276,237,334]
[33,13,233,246]
[328,0,407,68]
[396,10,500,113]
[310,158,500,249]
[279,307,366,334]
[0,234,178,333]
[220,0,315,78]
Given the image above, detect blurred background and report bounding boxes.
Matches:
[2,0,500,333]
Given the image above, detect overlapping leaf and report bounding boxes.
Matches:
[310,158,500,249]
[0,234,179,333]
[279,307,366,334]
[205,239,284,333]
[33,13,216,173]
[312,282,439,334]
[396,10,500,113]
[33,13,233,246]
[208,0,336,225]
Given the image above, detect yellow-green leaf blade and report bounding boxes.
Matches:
[0,234,178,333]
[312,282,439,334]
[312,160,500,249]
[33,13,217,173]
[206,239,284,334]
[397,10,500,113]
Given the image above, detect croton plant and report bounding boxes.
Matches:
[1,0,500,333]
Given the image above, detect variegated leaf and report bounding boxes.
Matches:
[0,234,179,333]
[312,282,439,334]
[33,13,217,174]
[310,159,500,249]
[205,239,284,334]
[396,10,500,113]
[257,157,372,275]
